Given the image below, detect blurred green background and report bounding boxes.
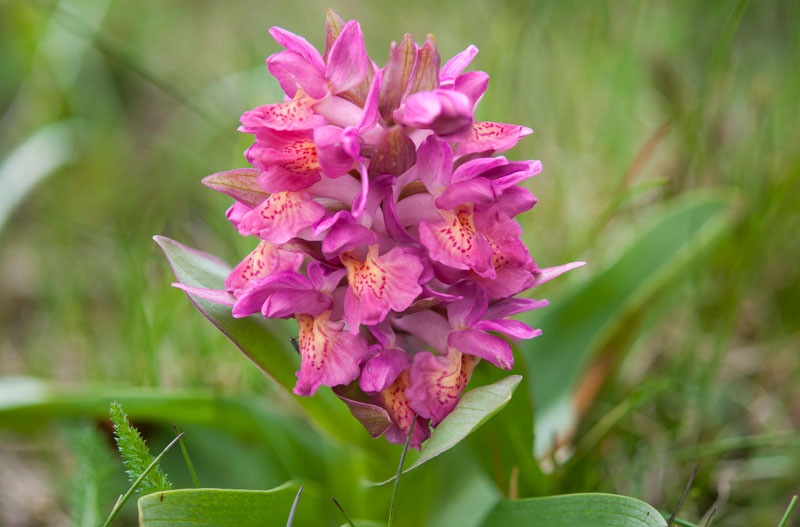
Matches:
[1,0,798,525]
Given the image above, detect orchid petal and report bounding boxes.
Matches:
[532,261,587,286]
[394,89,473,139]
[326,20,370,94]
[440,45,479,85]
[360,347,411,392]
[236,191,326,244]
[379,371,431,449]
[294,311,369,396]
[172,283,235,306]
[448,328,514,369]
[406,349,479,426]
[342,245,424,329]
[454,70,489,108]
[392,309,451,354]
[225,240,303,294]
[267,50,328,99]
[474,319,541,340]
[419,206,495,278]
[314,125,360,178]
[456,122,533,155]
[239,97,325,132]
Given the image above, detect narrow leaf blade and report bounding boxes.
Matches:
[522,193,735,458]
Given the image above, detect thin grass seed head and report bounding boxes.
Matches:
[109,401,171,493]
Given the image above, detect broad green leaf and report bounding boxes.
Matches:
[479,493,667,526]
[522,193,735,458]
[377,375,521,484]
[138,483,326,527]
[154,236,359,443]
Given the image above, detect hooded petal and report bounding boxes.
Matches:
[267,50,328,99]
[294,311,369,396]
[394,89,473,139]
[325,20,370,94]
[314,125,360,178]
[360,347,411,393]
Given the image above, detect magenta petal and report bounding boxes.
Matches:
[406,349,478,426]
[474,319,541,340]
[225,240,303,294]
[440,45,479,85]
[320,214,379,258]
[236,191,326,244]
[435,178,496,211]
[394,90,474,138]
[448,328,514,369]
[357,72,382,130]
[450,157,508,184]
[314,125,360,178]
[230,271,331,318]
[532,261,587,286]
[484,297,549,320]
[342,246,424,329]
[454,70,489,107]
[267,51,328,99]
[360,348,411,392]
[325,20,369,94]
[172,283,235,306]
[456,122,534,155]
[294,312,369,396]
[415,135,453,195]
[419,207,495,278]
[446,282,488,327]
[269,27,325,72]
[391,309,451,354]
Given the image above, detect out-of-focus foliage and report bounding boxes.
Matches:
[1,1,798,525]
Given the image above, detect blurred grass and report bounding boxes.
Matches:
[1,0,799,525]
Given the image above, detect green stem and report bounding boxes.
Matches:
[778,495,798,527]
[173,425,200,488]
[388,418,416,527]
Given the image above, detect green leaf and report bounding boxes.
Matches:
[522,192,735,458]
[479,493,667,527]
[137,483,326,527]
[377,375,521,484]
[0,378,329,485]
[153,236,359,443]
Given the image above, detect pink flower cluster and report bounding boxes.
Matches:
[185,12,582,448]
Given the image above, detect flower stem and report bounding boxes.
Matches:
[388,418,416,527]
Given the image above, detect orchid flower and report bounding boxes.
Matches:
[174,11,584,449]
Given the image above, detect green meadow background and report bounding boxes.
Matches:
[1,0,798,525]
